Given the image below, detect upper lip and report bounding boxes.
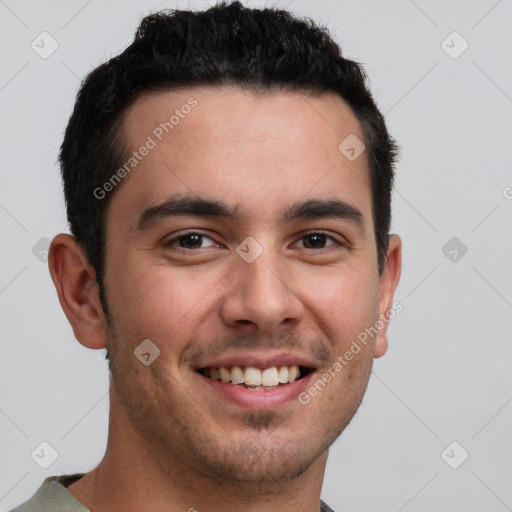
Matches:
[194,351,317,370]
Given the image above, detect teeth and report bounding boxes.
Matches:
[202,364,305,386]
[219,367,231,383]
[288,365,300,382]
[244,366,262,386]
[246,385,279,391]
[278,366,289,383]
[261,367,279,386]
[231,366,244,384]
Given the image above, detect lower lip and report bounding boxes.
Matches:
[197,372,314,410]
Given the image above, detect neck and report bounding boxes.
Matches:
[67,394,328,512]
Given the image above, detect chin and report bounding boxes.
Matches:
[206,447,315,483]
[196,425,331,484]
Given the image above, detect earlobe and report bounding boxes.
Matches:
[48,234,107,350]
[374,333,388,358]
[374,234,402,359]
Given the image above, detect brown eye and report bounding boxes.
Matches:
[164,232,217,250]
[302,233,328,248]
[296,231,341,249]
[177,234,203,249]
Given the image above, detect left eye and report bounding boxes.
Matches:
[164,233,217,249]
[295,232,340,249]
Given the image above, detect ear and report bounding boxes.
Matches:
[374,234,402,358]
[48,233,107,350]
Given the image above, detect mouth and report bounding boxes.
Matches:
[197,365,313,391]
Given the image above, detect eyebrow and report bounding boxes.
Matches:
[279,198,365,232]
[135,195,365,232]
[136,195,241,230]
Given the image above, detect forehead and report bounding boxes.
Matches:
[111,85,373,229]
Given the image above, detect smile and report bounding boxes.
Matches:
[197,365,312,390]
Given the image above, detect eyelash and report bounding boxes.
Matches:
[296,230,344,250]
[163,230,344,252]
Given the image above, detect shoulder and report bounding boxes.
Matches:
[321,499,337,512]
[10,474,88,512]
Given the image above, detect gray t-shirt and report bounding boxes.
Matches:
[10,475,87,512]
[11,474,336,511]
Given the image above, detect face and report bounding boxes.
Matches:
[100,86,398,483]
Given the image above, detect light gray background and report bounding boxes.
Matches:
[1,1,511,511]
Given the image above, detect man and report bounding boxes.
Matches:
[12,2,401,511]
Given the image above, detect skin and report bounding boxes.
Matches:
[49,86,401,512]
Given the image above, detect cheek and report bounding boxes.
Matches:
[300,269,379,349]
[104,257,225,344]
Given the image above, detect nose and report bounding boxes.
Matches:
[219,250,304,335]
